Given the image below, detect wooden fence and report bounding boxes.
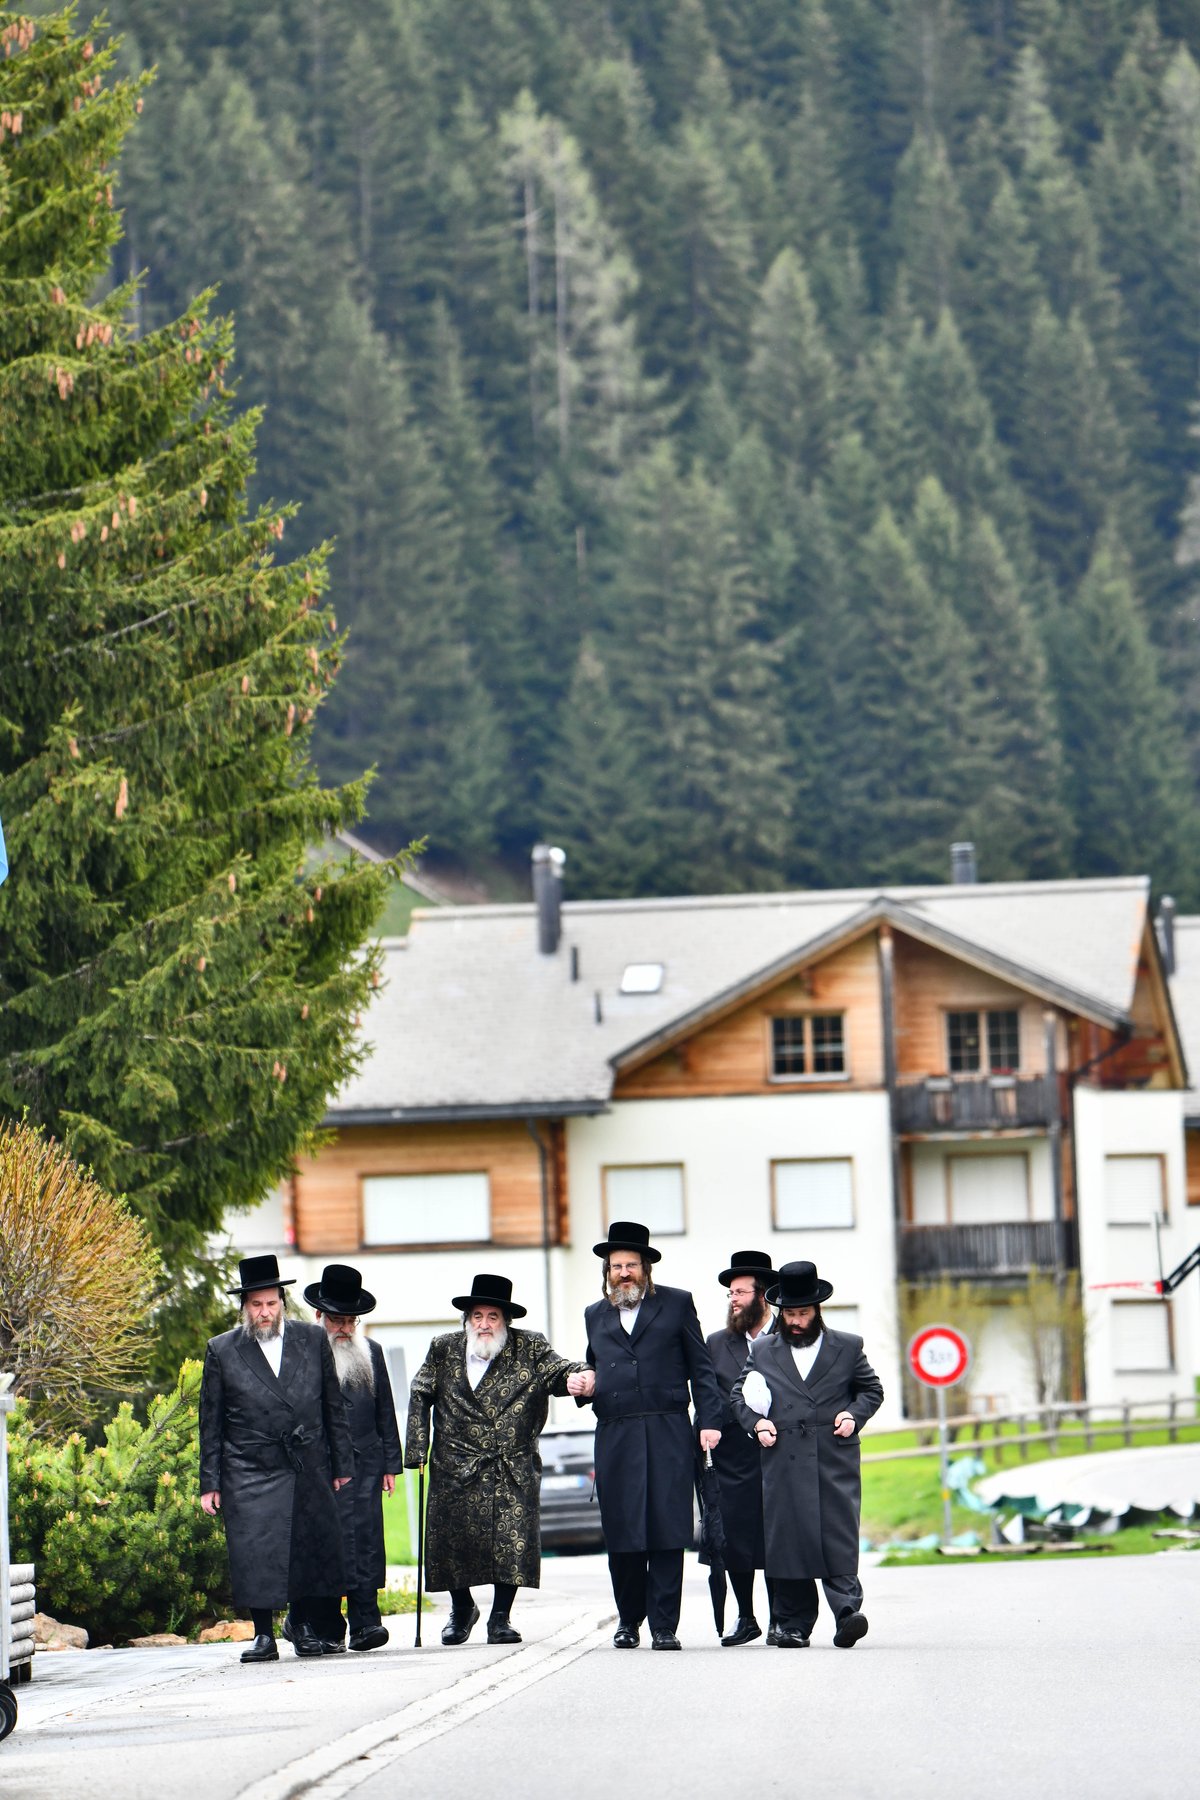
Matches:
[862,1394,1200,1464]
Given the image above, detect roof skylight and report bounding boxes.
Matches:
[620,962,665,994]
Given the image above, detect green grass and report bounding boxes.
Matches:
[382,1473,423,1565]
[879,1520,1199,1567]
[861,1419,1200,1545]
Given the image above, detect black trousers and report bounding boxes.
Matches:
[773,1572,863,1636]
[608,1550,684,1634]
[307,1586,382,1642]
[729,1568,777,1622]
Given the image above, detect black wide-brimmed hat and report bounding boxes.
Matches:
[592,1219,662,1264]
[766,1260,834,1308]
[451,1272,527,1319]
[719,1249,778,1288]
[228,1253,296,1297]
[303,1263,377,1316]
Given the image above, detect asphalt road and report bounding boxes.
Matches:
[3,1549,1197,1799]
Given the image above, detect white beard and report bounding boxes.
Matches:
[332,1332,375,1392]
[609,1279,647,1311]
[465,1321,507,1362]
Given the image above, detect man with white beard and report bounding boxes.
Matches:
[405,1274,587,1646]
[199,1255,353,1664]
[300,1265,402,1653]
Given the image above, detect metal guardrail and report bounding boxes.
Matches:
[863,1394,1200,1463]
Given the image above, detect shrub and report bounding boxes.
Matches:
[0,1117,159,1432]
[6,1361,231,1643]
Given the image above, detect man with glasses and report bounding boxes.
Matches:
[706,1251,777,1645]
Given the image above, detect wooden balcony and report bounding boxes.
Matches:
[897,1218,1079,1281]
[894,1074,1057,1134]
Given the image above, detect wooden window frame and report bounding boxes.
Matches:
[359,1169,494,1253]
[601,1162,688,1237]
[1102,1152,1168,1229]
[771,1156,857,1231]
[1111,1297,1175,1374]
[766,1011,850,1085]
[944,1006,1023,1076]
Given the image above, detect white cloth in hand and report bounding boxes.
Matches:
[741,1370,772,1417]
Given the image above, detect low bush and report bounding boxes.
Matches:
[6,1361,231,1644]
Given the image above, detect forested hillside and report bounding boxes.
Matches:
[103,1,1200,901]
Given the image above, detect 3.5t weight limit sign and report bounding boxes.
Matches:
[908,1324,971,1388]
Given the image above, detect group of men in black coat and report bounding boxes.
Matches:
[200,1223,882,1661]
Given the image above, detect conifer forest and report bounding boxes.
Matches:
[102,3,1200,900]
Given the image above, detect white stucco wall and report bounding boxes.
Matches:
[1074,1087,1197,1407]
[565,1092,903,1426]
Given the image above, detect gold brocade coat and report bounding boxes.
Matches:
[404,1328,582,1591]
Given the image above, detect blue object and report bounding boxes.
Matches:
[0,813,7,886]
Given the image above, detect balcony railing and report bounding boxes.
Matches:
[897,1218,1079,1281]
[894,1074,1057,1133]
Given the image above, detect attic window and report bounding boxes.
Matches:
[620,963,664,994]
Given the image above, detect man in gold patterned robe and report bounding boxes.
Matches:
[405,1273,588,1646]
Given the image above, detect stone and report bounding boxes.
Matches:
[198,1620,255,1643]
[128,1633,189,1647]
[34,1612,88,1651]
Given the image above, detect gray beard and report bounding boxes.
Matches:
[240,1311,282,1344]
[609,1280,647,1310]
[465,1322,507,1362]
[332,1332,375,1392]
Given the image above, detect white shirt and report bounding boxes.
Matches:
[618,1302,641,1334]
[791,1335,823,1383]
[466,1352,492,1391]
[258,1319,285,1378]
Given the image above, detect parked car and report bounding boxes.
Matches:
[538,1427,604,1550]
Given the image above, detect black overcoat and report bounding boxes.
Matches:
[581,1285,723,1554]
[730,1328,883,1581]
[199,1320,353,1609]
[705,1323,773,1570]
[405,1327,580,1591]
[335,1337,403,1593]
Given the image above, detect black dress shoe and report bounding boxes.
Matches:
[291,1620,326,1658]
[348,1625,390,1652]
[320,1636,347,1654]
[651,1630,681,1651]
[486,1617,522,1644]
[441,1603,480,1646]
[721,1616,762,1647]
[833,1611,869,1648]
[613,1623,639,1649]
[774,1628,811,1648]
[240,1633,279,1664]
[765,1621,780,1646]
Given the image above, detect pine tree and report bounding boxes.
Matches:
[744,247,840,479]
[0,9,394,1349]
[888,132,967,324]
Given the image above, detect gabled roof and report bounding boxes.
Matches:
[329,875,1160,1121]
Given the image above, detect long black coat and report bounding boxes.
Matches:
[199,1320,353,1609]
[730,1328,883,1581]
[581,1285,723,1553]
[335,1337,403,1593]
[706,1323,773,1570]
[405,1328,579,1591]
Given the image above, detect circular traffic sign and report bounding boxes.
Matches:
[908,1324,970,1388]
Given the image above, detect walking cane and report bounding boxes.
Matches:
[414,1462,425,1648]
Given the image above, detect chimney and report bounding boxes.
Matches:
[531,844,566,955]
[1157,895,1177,976]
[950,842,977,885]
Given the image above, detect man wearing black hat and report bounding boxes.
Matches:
[707,1251,778,1646]
[576,1222,724,1651]
[199,1255,354,1664]
[302,1264,403,1653]
[731,1260,882,1650]
[405,1274,586,1646]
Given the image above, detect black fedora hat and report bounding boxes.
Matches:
[451,1272,527,1319]
[228,1253,296,1297]
[592,1220,662,1264]
[719,1249,778,1288]
[303,1263,377,1316]
[766,1260,834,1308]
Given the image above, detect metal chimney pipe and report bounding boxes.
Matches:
[531,844,566,955]
[1158,895,1177,976]
[949,842,977,884]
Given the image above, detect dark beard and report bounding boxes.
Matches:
[779,1315,823,1348]
[728,1297,766,1335]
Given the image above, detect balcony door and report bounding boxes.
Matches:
[947,1152,1031,1223]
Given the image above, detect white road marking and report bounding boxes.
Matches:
[236,1610,615,1800]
